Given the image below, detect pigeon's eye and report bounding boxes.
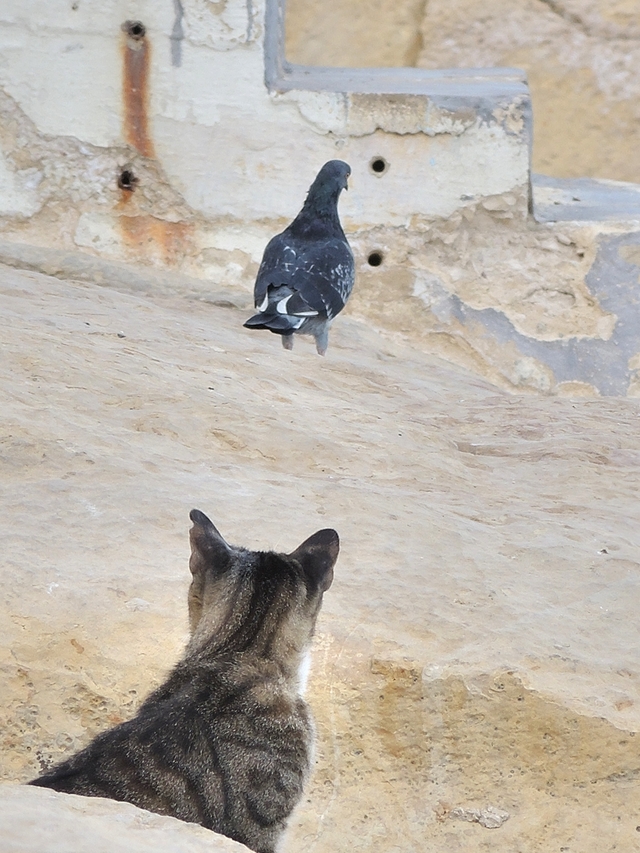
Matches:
[369,157,389,176]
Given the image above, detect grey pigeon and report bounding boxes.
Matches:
[243,160,355,355]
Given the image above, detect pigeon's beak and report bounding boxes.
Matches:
[344,175,350,191]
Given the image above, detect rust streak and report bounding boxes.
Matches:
[122,29,155,158]
[118,213,192,267]
[118,22,192,266]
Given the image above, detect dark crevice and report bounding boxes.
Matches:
[123,20,146,41]
[118,169,139,191]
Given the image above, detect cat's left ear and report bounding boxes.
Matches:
[189,509,231,570]
[290,529,339,592]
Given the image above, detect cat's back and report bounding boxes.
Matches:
[145,653,315,797]
[32,651,314,850]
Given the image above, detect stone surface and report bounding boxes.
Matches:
[0,784,249,852]
[347,203,640,396]
[1,258,640,851]
[5,199,640,401]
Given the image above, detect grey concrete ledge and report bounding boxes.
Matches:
[268,64,530,98]
[533,174,640,223]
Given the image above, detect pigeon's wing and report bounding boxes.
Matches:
[253,233,298,310]
[286,239,354,319]
[255,236,354,320]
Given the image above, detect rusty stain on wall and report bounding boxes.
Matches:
[118,210,192,267]
[121,21,155,158]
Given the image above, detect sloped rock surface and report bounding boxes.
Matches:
[1,260,640,851]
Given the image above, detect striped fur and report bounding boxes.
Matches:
[30,510,339,853]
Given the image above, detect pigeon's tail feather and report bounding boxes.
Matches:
[244,312,301,335]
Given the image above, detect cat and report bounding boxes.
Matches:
[30,509,339,853]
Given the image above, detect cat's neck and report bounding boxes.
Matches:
[183,639,310,696]
[296,648,312,697]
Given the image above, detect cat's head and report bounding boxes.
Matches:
[186,509,338,668]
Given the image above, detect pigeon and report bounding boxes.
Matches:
[243,160,355,355]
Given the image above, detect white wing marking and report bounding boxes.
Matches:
[276,295,292,314]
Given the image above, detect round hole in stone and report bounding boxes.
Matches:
[118,169,138,191]
[123,20,146,40]
[367,251,384,267]
[369,157,388,176]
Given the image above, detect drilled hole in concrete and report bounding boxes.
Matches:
[367,251,384,267]
[118,169,139,191]
[370,157,389,176]
[123,20,146,40]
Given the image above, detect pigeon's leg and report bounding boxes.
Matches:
[281,333,294,351]
[314,327,329,356]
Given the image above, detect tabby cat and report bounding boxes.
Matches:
[30,509,339,853]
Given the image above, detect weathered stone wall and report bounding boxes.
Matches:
[286,0,640,184]
[0,0,530,271]
[418,0,640,183]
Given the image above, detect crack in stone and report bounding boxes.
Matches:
[171,0,184,67]
[537,0,640,41]
[538,0,588,33]
[246,0,254,42]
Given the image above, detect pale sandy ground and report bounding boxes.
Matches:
[2,260,640,851]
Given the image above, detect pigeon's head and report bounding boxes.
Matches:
[303,160,351,214]
[318,160,351,192]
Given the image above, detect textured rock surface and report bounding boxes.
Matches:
[1,258,640,851]
[0,784,249,853]
[286,0,640,184]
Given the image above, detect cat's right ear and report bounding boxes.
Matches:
[189,509,231,573]
[290,528,339,592]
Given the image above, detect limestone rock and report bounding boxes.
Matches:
[0,784,249,853]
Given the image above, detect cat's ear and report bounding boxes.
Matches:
[189,509,231,571]
[290,529,339,592]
